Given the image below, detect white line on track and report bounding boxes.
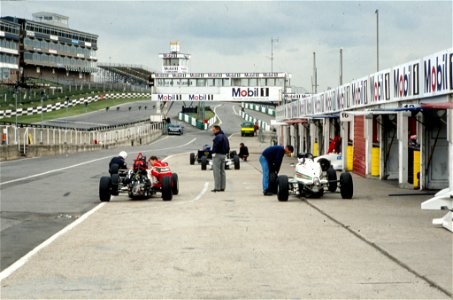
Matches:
[193,182,209,202]
[213,104,223,125]
[0,137,196,186]
[0,202,106,282]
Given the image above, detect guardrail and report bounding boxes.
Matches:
[178,112,217,130]
[0,121,163,161]
[241,102,276,116]
[239,111,270,131]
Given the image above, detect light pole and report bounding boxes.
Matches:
[271,37,279,73]
[40,90,45,124]
[339,48,343,85]
[375,9,379,72]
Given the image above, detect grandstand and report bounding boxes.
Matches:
[97,63,154,87]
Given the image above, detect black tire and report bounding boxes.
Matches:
[162,176,173,201]
[99,176,112,202]
[201,156,207,170]
[230,151,237,158]
[109,163,119,175]
[268,172,278,194]
[190,153,195,165]
[111,174,120,196]
[277,175,289,201]
[233,156,240,170]
[340,172,353,199]
[171,173,179,195]
[327,167,337,192]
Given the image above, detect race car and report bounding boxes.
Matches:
[99,152,178,201]
[275,153,353,201]
[189,145,240,170]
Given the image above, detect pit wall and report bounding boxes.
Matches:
[0,122,162,161]
[241,102,275,116]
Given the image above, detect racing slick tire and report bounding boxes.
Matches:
[99,176,112,202]
[230,151,237,158]
[171,173,179,195]
[277,175,289,201]
[111,174,120,196]
[233,155,240,170]
[340,172,353,199]
[190,153,195,165]
[268,172,278,194]
[327,167,337,192]
[109,163,119,175]
[201,156,208,170]
[162,176,173,201]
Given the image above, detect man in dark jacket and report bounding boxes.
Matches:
[109,150,128,172]
[211,125,229,192]
[260,145,294,195]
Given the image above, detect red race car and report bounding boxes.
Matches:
[99,152,179,201]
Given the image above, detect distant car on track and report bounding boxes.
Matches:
[167,123,184,135]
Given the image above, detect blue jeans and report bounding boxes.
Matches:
[259,155,269,192]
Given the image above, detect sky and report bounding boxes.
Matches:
[2,0,452,92]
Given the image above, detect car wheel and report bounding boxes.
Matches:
[99,176,112,202]
[233,155,240,170]
[171,173,179,195]
[327,167,337,192]
[340,172,353,199]
[268,172,278,194]
[277,175,289,201]
[230,151,237,157]
[161,176,173,201]
[190,153,195,165]
[201,156,207,170]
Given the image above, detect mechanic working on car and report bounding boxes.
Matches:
[109,151,128,170]
[148,156,171,181]
[259,145,294,196]
[211,125,230,192]
[238,142,249,161]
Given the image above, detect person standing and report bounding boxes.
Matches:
[211,125,229,192]
[259,145,294,195]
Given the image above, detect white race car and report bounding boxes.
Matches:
[276,153,353,201]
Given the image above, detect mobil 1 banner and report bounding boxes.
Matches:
[151,86,283,102]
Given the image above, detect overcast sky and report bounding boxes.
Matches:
[2,1,452,91]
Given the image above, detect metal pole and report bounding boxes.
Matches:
[271,37,279,73]
[340,48,343,85]
[375,9,379,72]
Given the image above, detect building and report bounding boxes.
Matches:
[1,12,98,85]
[158,41,190,74]
[0,19,20,84]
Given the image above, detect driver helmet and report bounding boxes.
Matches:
[119,151,128,159]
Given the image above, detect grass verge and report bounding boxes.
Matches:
[1,97,149,124]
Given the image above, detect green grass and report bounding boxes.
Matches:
[1,97,149,124]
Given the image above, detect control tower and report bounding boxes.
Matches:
[158,41,190,74]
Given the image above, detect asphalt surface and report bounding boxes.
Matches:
[1,102,451,298]
[0,102,243,272]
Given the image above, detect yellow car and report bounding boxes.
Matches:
[241,121,255,137]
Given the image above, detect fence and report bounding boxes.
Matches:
[0,121,163,161]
